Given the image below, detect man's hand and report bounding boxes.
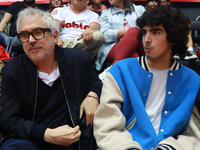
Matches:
[80,91,99,126]
[77,28,94,45]
[44,125,81,146]
[57,39,64,47]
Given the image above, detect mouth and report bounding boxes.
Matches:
[29,47,41,52]
[145,46,152,52]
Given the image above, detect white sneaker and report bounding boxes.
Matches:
[98,67,110,83]
[184,51,197,61]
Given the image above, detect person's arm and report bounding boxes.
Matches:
[77,22,100,45]
[80,91,99,126]
[117,28,129,39]
[1,63,47,142]
[100,9,124,43]
[0,12,12,32]
[55,20,64,46]
[51,8,64,46]
[79,65,102,126]
[89,22,100,31]
[94,72,142,150]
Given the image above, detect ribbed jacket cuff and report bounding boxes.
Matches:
[30,124,47,143]
[157,143,176,150]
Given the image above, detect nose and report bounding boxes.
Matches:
[143,33,151,43]
[28,34,36,43]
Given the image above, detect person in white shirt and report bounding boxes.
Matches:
[51,0,104,59]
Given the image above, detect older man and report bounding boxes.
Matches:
[0,8,101,150]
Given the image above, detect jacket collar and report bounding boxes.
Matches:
[137,56,181,72]
[55,44,64,62]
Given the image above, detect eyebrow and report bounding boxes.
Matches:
[150,28,163,32]
[141,27,164,32]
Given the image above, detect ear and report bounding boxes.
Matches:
[53,30,59,43]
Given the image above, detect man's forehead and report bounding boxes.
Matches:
[21,15,44,24]
[20,15,46,31]
[22,14,40,22]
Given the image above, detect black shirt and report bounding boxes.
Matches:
[35,77,72,128]
[33,77,77,149]
[6,2,44,37]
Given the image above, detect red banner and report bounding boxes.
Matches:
[0,0,199,5]
[135,0,200,2]
[0,0,69,5]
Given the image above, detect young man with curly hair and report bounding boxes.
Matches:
[94,8,200,150]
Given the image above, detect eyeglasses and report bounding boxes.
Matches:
[17,27,51,43]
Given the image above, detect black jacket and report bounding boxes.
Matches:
[1,45,102,149]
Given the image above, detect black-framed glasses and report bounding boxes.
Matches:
[17,27,51,43]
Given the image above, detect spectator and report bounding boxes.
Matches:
[51,0,104,59]
[0,8,102,150]
[48,0,64,13]
[160,0,172,9]
[88,0,108,15]
[145,0,159,10]
[95,0,145,80]
[185,18,198,61]
[0,0,44,40]
[160,0,197,61]
[94,8,200,150]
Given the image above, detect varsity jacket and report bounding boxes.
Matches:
[1,45,102,150]
[94,56,200,150]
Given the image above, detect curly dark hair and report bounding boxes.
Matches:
[136,7,190,57]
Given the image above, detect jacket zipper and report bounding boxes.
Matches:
[59,68,75,127]
[31,69,80,150]
[59,68,81,150]
[32,70,38,121]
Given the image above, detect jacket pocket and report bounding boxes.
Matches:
[126,117,136,130]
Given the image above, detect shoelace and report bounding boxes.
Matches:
[189,51,196,55]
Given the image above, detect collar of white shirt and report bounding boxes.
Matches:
[38,67,60,87]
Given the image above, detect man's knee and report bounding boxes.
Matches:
[93,30,104,43]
